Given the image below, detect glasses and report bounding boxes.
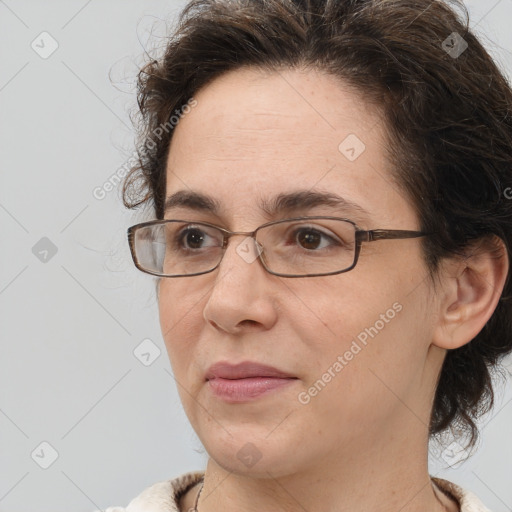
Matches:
[127,216,431,278]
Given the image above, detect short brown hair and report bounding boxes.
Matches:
[123,0,512,449]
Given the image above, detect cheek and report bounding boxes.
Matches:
[158,282,208,424]
[285,272,400,347]
[297,299,429,438]
[158,280,205,369]
[296,267,431,386]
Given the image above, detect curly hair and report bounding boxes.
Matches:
[123,0,512,449]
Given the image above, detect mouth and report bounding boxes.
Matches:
[205,361,298,403]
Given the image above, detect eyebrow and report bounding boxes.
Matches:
[163,189,371,222]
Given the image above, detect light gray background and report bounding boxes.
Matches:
[0,1,511,511]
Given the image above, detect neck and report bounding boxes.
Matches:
[194,426,453,512]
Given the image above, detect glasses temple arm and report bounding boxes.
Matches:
[361,229,431,242]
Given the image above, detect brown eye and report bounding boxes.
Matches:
[174,224,223,252]
[180,228,206,249]
[292,227,340,251]
[297,229,322,250]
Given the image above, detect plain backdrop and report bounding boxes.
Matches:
[1,1,511,511]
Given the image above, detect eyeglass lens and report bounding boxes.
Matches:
[133,219,357,277]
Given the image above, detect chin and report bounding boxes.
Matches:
[201,426,303,477]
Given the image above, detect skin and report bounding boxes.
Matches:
[158,66,509,512]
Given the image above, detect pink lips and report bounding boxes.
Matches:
[205,361,297,403]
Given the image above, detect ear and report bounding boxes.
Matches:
[432,235,509,350]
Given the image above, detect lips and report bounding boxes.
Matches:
[205,361,298,403]
[205,361,296,380]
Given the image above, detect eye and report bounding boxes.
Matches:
[290,226,341,251]
[175,225,223,250]
[181,227,207,249]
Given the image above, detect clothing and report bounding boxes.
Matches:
[97,470,491,512]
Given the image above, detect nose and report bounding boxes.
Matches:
[202,235,278,334]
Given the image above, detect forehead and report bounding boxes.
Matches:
[170,66,381,157]
[165,67,415,229]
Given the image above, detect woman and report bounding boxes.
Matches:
[108,0,512,510]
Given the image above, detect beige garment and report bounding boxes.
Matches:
[97,471,491,512]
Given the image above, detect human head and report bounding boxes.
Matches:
[124,0,512,453]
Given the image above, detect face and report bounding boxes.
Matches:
[159,66,441,477]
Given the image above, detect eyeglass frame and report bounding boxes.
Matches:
[127,216,433,279]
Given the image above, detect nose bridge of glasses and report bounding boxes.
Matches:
[222,227,260,246]
[219,228,264,267]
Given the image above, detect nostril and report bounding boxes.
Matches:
[240,319,258,327]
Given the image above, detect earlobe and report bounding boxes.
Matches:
[432,236,509,350]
